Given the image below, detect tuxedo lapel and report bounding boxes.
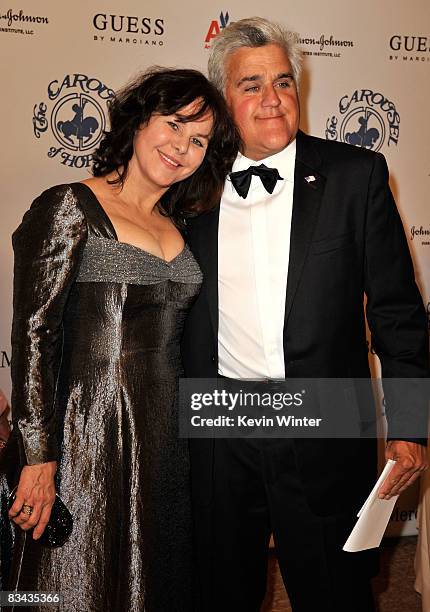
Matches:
[284,132,326,326]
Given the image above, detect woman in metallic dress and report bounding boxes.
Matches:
[5,67,239,611]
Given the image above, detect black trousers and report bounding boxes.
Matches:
[191,437,377,612]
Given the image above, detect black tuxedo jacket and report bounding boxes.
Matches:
[181,130,429,515]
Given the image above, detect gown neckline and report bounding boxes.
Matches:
[76,182,186,265]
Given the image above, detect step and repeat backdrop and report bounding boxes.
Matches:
[0,1,429,537]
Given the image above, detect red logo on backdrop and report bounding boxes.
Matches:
[204,11,230,49]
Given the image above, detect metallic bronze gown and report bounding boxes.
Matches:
[7,183,202,611]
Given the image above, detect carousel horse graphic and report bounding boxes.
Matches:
[345,115,379,149]
[57,99,99,146]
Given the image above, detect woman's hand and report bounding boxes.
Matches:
[9,461,57,539]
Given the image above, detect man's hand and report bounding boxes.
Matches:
[378,440,428,499]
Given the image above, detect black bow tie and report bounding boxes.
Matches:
[229,164,284,199]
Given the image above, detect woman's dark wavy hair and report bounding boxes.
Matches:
[92,67,240,225]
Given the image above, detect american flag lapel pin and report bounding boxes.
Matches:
[305,175,316,183]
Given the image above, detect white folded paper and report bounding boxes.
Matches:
[343,459,398,552]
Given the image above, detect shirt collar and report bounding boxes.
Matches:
[231,139,296,183]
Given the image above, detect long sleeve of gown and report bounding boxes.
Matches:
[11,185,88,465]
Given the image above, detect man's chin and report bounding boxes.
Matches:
[245,137,296,160]
[265,130,296,149]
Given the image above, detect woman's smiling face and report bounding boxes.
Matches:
[129,99,214,191]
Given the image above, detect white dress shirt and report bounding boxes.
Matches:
[218,140,296,379]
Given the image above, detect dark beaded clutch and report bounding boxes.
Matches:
[8,487,73,548]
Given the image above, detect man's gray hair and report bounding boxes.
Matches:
[208,17,303,93]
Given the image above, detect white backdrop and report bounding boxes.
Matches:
[1,0,429,537]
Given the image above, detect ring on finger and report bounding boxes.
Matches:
[21,504,33,516]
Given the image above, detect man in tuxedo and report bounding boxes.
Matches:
[181,17,429,612]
